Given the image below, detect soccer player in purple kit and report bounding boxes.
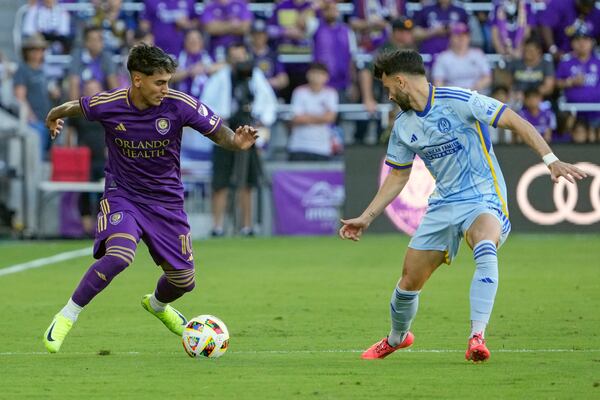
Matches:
[42,43,258,353]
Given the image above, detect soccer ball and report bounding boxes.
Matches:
[182,315,229,359]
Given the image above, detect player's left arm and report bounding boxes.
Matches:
[209,124,259,151]
[496,108,587,184]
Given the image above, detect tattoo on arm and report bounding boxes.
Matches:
[209,124,238,151]
[49,100,84,120]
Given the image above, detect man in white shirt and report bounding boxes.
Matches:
[288,62,339,161]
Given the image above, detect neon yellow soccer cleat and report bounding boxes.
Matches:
[43,314,74,353]
[141,294,187,336]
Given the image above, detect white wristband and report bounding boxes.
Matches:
[542,153,559,166]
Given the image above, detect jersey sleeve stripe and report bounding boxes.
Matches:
[491,104,507,128]
[475,121,509,217]
[90,95,127,107]
[385,159,413,169]
[165,94,196,109]
[79,97,90,120]
[435,95,469,102]
[168,89,198,105]
[89,89,127,105]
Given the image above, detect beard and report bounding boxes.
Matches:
[392,92,412,111]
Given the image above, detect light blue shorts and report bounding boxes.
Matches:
[408,202,511,264]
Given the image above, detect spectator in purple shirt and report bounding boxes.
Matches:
[201,0,253,62]
[539,0,600,60]
[556,26,600,143]
[139,0,199,56]
[349,0,406,53]
[68,26,119,101]
[413,0,469,57]
[518,88,556,143]
[313,0,356,97]
[490,0,534,59]
[249,19,289,95]
[171,29,219,99]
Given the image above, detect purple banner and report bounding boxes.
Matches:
[272,170,345,235]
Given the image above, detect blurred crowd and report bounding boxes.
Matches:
[3,0,600,160]
[2,0,599,237]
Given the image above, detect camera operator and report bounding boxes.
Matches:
[201,43,277,236]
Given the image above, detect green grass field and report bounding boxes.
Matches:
[1,234,599,399]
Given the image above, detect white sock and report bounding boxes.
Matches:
[470,320,487,338]
[149,294,167,312]
[60,298,83,322]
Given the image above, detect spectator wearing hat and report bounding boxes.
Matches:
[13,35,60,159]
[380,16,416,53]
[432,22,491,92]
[201,0,253,62]
[556,25,600,143]
[349,0,406,54]
[249,19,289,95]
[313,0,356,98]
[413,0,469,57]
[539,0,600,60]
[490,0,535,59]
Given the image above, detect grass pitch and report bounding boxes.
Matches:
[1,234,599,399]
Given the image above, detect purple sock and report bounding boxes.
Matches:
[154,273,195,303]
[71,237,136,307]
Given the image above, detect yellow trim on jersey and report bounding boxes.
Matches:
[205,117,221,135]
[90,95,127,107]
[475,121,509,217]
[490,105,503,126]
[106,245,135,257]
[89,89,127,105]
[106,248,134,264]
[106,233,137,244]
[430,86,436,108]
[100,199,110,214]
[385,159,413,167]
[165,93,196,109]
[168,89,197,105]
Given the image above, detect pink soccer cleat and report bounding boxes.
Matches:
[465,333,490,362]
[361,332,414,359]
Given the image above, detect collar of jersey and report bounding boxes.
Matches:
[415,83,434,118]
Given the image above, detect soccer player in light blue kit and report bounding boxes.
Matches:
[340,50,586,362]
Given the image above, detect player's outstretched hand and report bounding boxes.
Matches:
[234,125,259,150]
[46,114,64,140]
[339,216,371,242]
[548,161,587,184]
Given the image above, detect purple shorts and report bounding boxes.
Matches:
[94,196,194,271]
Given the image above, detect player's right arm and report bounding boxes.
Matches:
[45,100,84,139]
[339,167,411,241]
[209,124,259,151]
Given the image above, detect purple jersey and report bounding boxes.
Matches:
[141,0,198,56]
[556,54,600,120]
[201,0,252,59]
[80,87,223,209]
[267,0,314,54]
[176,50,213,98]
[489,0,534,51]
[519,107,556,135]
[413,3,469,55]
[539,0,600,51]
[253,49,285,80]
[313,19,353,91]
[351,0,406,52]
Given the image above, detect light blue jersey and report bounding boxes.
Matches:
[386,84,509,217]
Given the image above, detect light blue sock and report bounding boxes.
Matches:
[470,240,499,337]
[388,287,420,346]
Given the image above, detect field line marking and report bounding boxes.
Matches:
[1,348,599,356]
[0,246,92,277]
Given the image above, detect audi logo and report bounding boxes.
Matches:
[516,162,600,225]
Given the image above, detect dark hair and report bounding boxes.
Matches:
[523,37,543,50]
[491,85,510,95]
[373,49,425,79]
[308,62,329,74]
[83,25,103,40]
[126,43,177,75]
[524,87,541,98]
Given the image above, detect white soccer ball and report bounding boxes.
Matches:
[182,315,229,359]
